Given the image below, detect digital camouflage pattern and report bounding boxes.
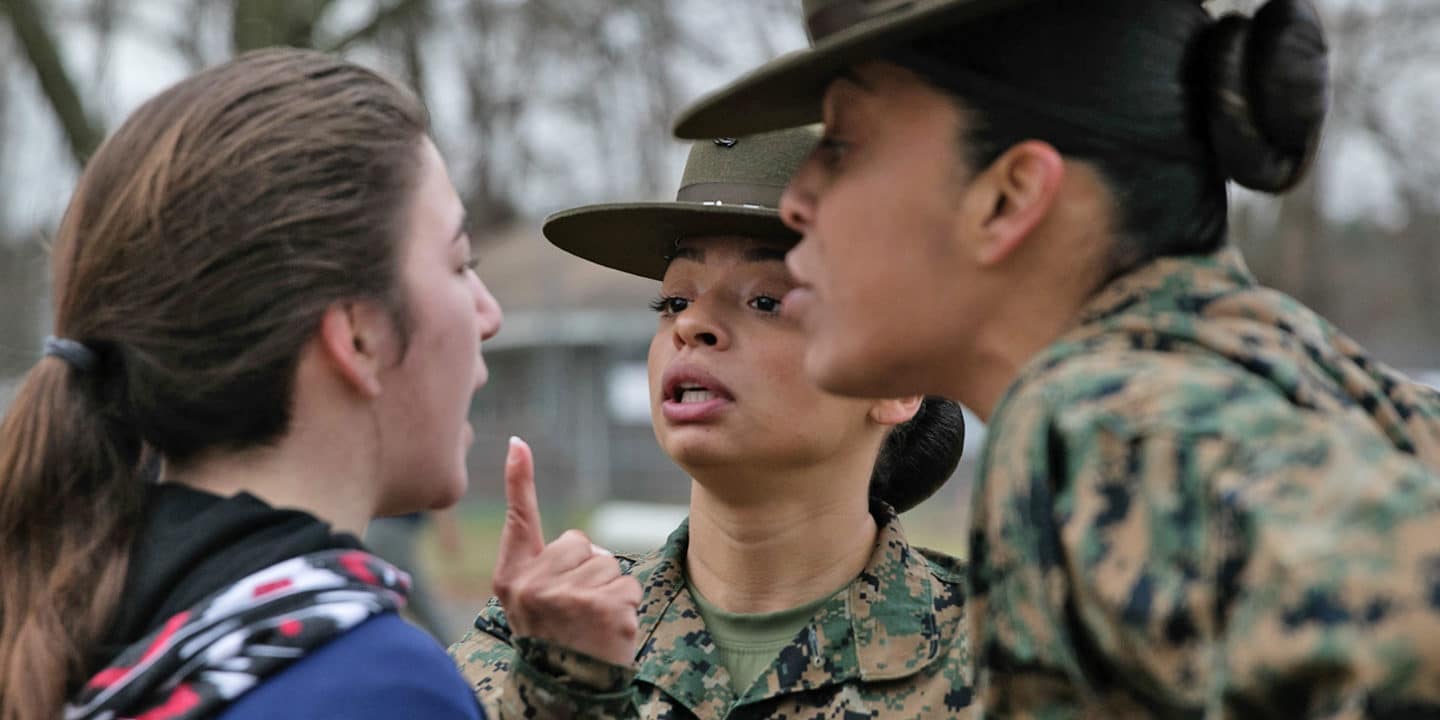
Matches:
[969,247,1440,718]
[450,502,974,718]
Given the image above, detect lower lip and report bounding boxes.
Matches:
[781,287,814,322]
[661,396,732,423]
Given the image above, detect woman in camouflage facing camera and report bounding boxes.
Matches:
[450,128,974,718]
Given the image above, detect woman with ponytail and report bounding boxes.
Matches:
[451,128,972,718]
[0,48,497,719]
[673,0,1440,716]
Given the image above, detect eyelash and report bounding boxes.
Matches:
[817,136,849,167]
[649,294,689,315]
[649,294,783,316]
[460,257,481,274]
[748,295,782,314]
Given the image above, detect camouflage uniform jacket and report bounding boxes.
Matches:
[968,247,1440,718]
[450,502,974,718]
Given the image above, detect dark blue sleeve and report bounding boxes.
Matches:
[219,612,485,720]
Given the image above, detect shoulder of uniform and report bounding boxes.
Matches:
[914,546,966,585]
[469,596,512,641]
[615,546,665,578]
[615,522,689,579]
[1003,347,1265,439]
[614,553,641,574]
[911,547,968,631]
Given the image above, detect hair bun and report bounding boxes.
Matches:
[1199,0,1329,192]
[871,396,965,514]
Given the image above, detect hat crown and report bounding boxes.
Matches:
[675,126,819,209]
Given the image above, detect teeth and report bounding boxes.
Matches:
[679,389,714,404]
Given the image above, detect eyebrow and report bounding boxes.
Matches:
[744,246,787,263]
[670,245,788,264]
[835,67,873,92]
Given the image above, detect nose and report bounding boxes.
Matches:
[474,276,503,341]
[671,298,729,351]
[779,155,820,234]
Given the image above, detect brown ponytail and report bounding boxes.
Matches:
[0,48,428,720]
[0,356,143,720]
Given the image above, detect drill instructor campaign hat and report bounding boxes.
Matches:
[542,126,818,280]
[673,0,1037,139]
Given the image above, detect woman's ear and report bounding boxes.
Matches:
[316,301,392,398]
[964,140,1065,266]
[869,395,924,428]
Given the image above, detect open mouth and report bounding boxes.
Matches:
[660,365,735,419]
[673,383,719,404]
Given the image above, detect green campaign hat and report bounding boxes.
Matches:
[673,0,1036,139]
[542,126,819,280]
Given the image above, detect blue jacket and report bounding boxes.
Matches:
[222,612,485,719]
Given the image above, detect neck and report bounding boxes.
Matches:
[684,462,877,614]
[165,420,379,538]
[946,308,1076,421]
[950,177,1115,421]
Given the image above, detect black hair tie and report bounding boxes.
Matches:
[44,335,99,374]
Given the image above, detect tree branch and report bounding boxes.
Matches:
[322,0,427,52]
[0,0,103,164]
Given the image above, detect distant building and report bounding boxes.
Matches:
[463,227,691,507]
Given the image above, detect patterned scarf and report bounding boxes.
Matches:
[67,550,409,720]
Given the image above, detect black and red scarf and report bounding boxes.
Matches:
[66,550,409,720]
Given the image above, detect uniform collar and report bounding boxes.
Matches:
[990,246,1261,422]
[1076,245,1256,327]
[626,501,955,712]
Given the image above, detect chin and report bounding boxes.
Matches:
[379,467,467,516]
[806,338,915,397]
[660,433,743,473]
[431,476,467,509]
[431,459,469,509]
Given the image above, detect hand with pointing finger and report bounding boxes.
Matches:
[490,437,643,667]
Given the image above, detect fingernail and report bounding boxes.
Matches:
[590,544,614,557]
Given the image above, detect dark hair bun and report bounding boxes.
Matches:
[870,396,966,514]
[1199,0,1329,192]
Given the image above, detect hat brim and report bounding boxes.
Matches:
[673,0,1034,139]
[543,203,797,281]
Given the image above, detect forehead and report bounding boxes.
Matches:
[662,235,792,279]
[671,234,790,261]
[823,61,935,116]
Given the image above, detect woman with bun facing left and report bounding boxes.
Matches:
[672,0,1440,716]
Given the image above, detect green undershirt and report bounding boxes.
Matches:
[685,578,839,695]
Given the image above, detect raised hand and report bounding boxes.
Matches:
[490,437,642,667]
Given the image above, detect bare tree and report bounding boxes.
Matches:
[0,0,103,164]
[428,0,801,232]
[231,0,331,52]
[1,0,802,235]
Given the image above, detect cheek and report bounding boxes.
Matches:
[757,347,869,444]
[646,332,670,406]
[750,338,823,411]
[413,303,462,367]
[827,221,958,372]
[402,287,478,398]
[816,177,921,283]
